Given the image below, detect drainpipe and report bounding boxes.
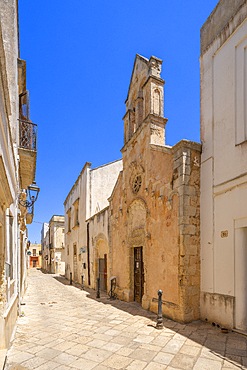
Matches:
[87,222,90,285]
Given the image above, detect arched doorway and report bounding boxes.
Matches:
[127,199,147,304]
[94,234,108,292]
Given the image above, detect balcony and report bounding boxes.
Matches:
[18,119,37,189]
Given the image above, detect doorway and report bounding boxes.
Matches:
[235,227,247,331]
[134,247,144,303]
[99,254,107,291]
[73,243,78,282]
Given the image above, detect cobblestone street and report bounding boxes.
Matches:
[4,269,247,370]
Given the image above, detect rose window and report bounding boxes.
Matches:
[132,175,142,194]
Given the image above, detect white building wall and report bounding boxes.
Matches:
[0,0,20,351]
[64,163,88,283]
[88,208,109,291]
[64,160,122,287]
[90,160,123,216]
[200,0,247,329]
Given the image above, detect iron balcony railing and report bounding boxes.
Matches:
[19,119,37,151]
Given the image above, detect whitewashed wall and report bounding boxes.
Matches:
[200,2,247,329]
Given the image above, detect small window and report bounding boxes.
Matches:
[73,244,77,256]
[73,199,79,227]
[67,246,69,256]
[67,209,71,232]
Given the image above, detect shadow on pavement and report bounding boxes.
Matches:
[52,274,157,322]
[52,273,247,370]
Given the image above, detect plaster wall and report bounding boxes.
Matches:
[64,165,87,283]
[0,1,21,351]
[200,0,247,329]
[64,161,122,286]
[90,160,122,216]
[0,0,19,146]
[88,208,109,291]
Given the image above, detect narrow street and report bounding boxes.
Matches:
[4,269,247,370]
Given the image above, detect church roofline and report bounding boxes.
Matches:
[125,54,162,103]
[85,205,109,222]
[108,170,123,202]
[91,158,122,172]
[64,159,122,206]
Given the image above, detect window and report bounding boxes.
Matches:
[73,199,79,227]
[73,243,77,256]
[67,209,71,232]
[132,174,142,194]
[8,212,13,280]
[33,249,36,256]
[67,245,69,256]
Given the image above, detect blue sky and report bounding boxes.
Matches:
[18,0,218,243]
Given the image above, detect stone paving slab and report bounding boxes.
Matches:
[4,269,247,369]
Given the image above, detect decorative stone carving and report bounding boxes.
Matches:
[129,161,145,195]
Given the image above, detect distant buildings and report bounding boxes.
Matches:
[0,0,38,358]
[41,216,65,274]
[27,243,42,269]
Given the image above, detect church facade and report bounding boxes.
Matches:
[108,55,202,322]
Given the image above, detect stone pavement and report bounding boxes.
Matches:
[4,269,247,370]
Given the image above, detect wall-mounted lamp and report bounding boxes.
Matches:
[18,181,40,210]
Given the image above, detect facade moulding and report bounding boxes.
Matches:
[213,172,247,195]
[201,0,247,55]
[64,162,91,206]
[0,156,13,208]
[86,205,109,222]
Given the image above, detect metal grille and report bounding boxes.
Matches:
[19,119,37,151]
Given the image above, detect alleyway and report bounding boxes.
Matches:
[4,269,247,370]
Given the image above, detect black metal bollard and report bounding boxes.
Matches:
[81,275,84,290]
[156,289,163,329]
[109,276,116,300]
[96,277,100,298]
[70,272,72,285]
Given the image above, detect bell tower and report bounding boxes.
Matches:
[123,55,167,146]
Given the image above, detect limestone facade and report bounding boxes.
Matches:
[200,0,247,330]
[41,216,65,274]
[109,55,201,322]
[27,243,42,269]
[41,222,49,271]
[64,160,122,286]
[87,207,110,292]
[0,0,38,353]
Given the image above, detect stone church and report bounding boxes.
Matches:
[108,55,201,322]
[65,54,201,323]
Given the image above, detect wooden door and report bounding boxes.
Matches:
[99,254,107,291]
[73,244,78,282]
[134,247,144,303]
